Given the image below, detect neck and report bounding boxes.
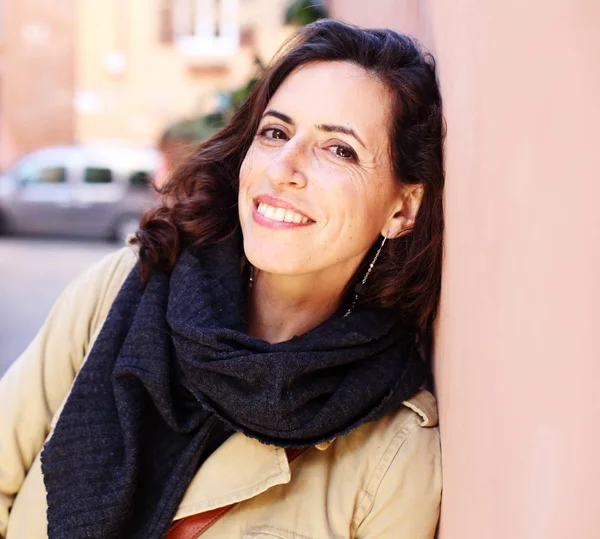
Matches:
[245,270,348,343]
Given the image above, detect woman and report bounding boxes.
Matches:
[0,19,444,539]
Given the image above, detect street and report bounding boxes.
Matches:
[0,237,118,376]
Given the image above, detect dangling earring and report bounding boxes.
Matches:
[248,264,255,288]
[344,235,387,317]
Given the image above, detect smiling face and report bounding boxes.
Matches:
[238,60,408,286]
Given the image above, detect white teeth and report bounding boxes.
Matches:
[256,202,310,224]
[264,205,276,219]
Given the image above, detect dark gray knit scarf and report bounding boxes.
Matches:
[41,238,426,539]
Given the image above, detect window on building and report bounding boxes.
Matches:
[19,165,67,185]
[84,167,113,184]
[161,0,240,55]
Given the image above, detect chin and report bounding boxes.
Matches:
[242,238,307,276]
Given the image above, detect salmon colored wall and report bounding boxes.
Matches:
[329,0,600,537]
[432,1,600,537]
[328,0,427,41]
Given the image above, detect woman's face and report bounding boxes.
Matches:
[239,60,407,283]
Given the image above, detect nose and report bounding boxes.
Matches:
[265,140,308,190]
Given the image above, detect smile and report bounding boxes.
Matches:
[256,203,310,224]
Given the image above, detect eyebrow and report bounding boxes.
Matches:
[261,109,367,149]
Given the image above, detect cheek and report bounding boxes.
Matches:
[329,173,397,243]
[239,144,265,184]
[238,154,255,223]
[326,169,380,223]
[238,153,253,191]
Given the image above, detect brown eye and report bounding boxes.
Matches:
[259,127,287,140]
[332,144,358,161]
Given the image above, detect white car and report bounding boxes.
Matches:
[0,145,160,243]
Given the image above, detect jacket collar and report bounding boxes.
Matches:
[402,389,438,427]
[173,390,437,520]
[174,432,291,520]
[315,390,438,451]
[313,389,438,451]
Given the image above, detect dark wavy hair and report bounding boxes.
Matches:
[135,19,445,334]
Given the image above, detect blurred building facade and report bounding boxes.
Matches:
[0,0,293,168]
[0,0,76,168]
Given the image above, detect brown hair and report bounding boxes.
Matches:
[135,19,445,333]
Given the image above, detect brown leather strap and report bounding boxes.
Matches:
[166,504,235,539]
[166,447,307,539]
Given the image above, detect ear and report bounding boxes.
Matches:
[381,184,424,239]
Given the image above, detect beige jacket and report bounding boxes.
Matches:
[0,247,442,539]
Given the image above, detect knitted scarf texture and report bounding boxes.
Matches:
[41,239,426,538]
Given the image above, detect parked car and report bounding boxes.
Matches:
[0,145,160,243]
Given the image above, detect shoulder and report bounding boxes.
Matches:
[331,390,441,538]
[333,390,439,460]
[37,246,138,366]
[368,389,440,483]
[368,390,441,496]
[86,245,138,297]
[80,245,138,291]
[26,245,136,337]
[74,246,139,347]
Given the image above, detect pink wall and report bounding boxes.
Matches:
[330,1,600,537]
[328,0,430,44]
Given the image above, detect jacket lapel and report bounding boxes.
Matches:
[173,432,292,520]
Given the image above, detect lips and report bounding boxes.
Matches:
[253,195,314,224]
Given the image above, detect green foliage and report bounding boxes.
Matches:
[164,115,219,143]
[285,0,329,26]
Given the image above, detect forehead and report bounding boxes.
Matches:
[267,61,392,139]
